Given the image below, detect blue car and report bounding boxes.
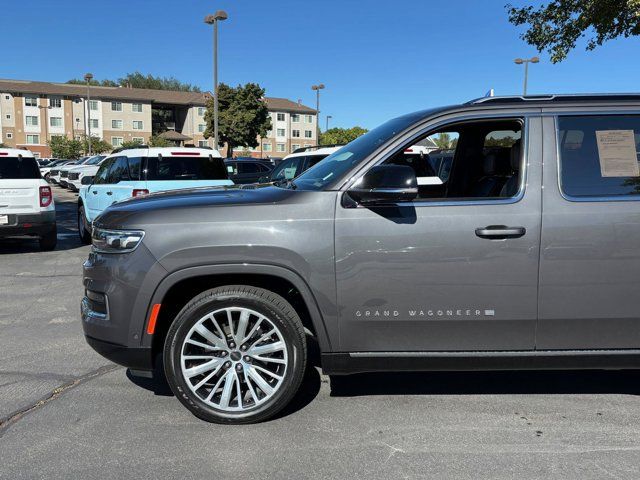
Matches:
[77,146,233,243]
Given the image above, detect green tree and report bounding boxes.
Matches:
[205,83,272,157]
[67,72,201,91]
[319,126,368,145]
[0,143,5,148]
[433,133,457,149]
[148,135,172,147]
[48,136,84,159]
[82,136,111,154]
[507,1,640,63]
[120,139,145,149]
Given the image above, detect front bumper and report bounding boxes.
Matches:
[81,244,167,372]
[0,211,56,238]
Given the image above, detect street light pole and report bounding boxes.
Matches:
[84,73,93,155]
[514,56,539,95]
[326,115,332,132]
[205,10,228,153]
[311,84,324,145]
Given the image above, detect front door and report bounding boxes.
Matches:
[84,157,115,221]
[537,113,640,349]
[335,116,543,352]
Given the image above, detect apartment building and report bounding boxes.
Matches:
[0,79,211,157]
[0,79,318,159]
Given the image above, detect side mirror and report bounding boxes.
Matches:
[81,176,94,185]
[347,164,418,205]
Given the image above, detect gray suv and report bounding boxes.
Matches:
[82,94,640,423]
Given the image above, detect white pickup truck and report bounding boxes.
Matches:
[0,148,56,250]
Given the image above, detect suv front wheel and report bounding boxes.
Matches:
[78,204,91,244]
[164,285,307,424]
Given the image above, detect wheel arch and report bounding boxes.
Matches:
[144,264,333,366]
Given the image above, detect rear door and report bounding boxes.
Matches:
[538,113,640,349]
[0,156,41,220]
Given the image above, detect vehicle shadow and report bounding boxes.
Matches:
[329,369,640,396]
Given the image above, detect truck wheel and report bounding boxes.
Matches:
[164,285,307,424]
[39,226,57,251]
[78,204,91,244]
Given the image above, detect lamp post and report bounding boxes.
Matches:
[514,56,539,96]
[325,115,332,132]
[204,10,228,153]
[311,84,324,145]
[84,73,93,155]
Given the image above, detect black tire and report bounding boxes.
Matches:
[163,285,307,424]
[39,225,57,251]
[78,203,91,244]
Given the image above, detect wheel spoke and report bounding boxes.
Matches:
[244,370,259,404]
[246,365,274,396]
[240,317,263,345]
[194,324,227,350]
[185,338,219,351]
[234,372,243,408]
[252,355,287,365]
[219,370,235,408]
[249,341,285,356]
[249,329,276,348]
[235,310,250,344]
[192,365,222,390]
[184,358,223,378]
[252,364,283,381]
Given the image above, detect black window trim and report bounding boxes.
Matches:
[554,113,640,203]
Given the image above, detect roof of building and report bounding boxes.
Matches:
[159,130,193,141]
[0,79,318,114]
[264,97,316,114]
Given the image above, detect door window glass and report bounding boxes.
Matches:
[92,158,115,185]
[106,157,130,183]
[237,162,261,174]
[558,115,640,197]
[271,158,304,181]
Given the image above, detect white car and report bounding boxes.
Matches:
[66,155,107,191]
[0,148,56,250]
[40,159,71,180]
[58,156,92,188]
[49,159,80,184]
[263,145,343,184]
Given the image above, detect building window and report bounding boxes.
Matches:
[25,116,39,126]
[304,143,313,148]
[111,101,122,112]
[292,144,301,152]
[291,114,300,122]
[4,95,9,100]
[276,143,286,153]
[304,130,313,138]
[90,119,99,129]
[198,140,209,147]
[277,128,286,137]
[262,142,272,152]
[132,103,143,112]
[49,97,62,108]
[305,115,313,123]
[26,134,39,144]
[50,117,63,127]
[277,113,285,122]
[198,124,206,133]
[292,129,300,138]
[111,137,123,147]
[25,96,38,107]
[5,114,10,120]
[132,120,143,130]
[198,107,205,116]
[112,119,123,129]
[89,100,99,111]
[132,137,144,143]
[6,132,13,139]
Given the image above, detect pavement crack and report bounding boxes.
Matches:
[0,364,120,436]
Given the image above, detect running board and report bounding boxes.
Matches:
[321,350,640,375]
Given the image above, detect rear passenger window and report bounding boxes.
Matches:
[559,115,640,197]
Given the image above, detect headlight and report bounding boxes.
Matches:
[91,227,145,254]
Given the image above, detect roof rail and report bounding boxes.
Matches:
[111,144,149,153]
[467,93,640,105]
[292,144,345,154]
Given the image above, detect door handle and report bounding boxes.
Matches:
[106,191,113,196]
[475,225,526,239]
[92,190,97,195]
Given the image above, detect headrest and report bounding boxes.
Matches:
[510,140,521,171]
[483,154,498,175]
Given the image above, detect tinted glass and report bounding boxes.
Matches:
[106,157,130,183]
[145,155,228,181]
[0,157,41,179]
[559,115,640,197]
[270,157,304,181]
[127,157,142,181]
[93,158,115,185]
[236,162,261,174]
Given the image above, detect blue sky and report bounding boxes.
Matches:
[2,0,639,129]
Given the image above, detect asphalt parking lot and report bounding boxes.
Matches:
[2,185,640,479]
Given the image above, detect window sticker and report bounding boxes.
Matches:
[595,130,639,177]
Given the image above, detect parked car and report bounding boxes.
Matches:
[260,145,343,184]
[81,93,640,424]
[58,156,96,188]
[77,147,233,243]
[41,159,71,181]
[224,158,273,184]
[0,148,56,250]
[48,159,79,184]
[66,155,107,192]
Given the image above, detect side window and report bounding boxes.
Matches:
[307,154,329,168]
[106,157,130,183]
[237,162,261,174]
[558,115,640,197]
[226,162,237,175]
[381,119,523,201]
[271,158,303,181]
[92,158,115,185]
[127,157,142,181]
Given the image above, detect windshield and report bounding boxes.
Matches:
[291,113,426,191]
[85,155,105,166]
[0,157,41,179]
